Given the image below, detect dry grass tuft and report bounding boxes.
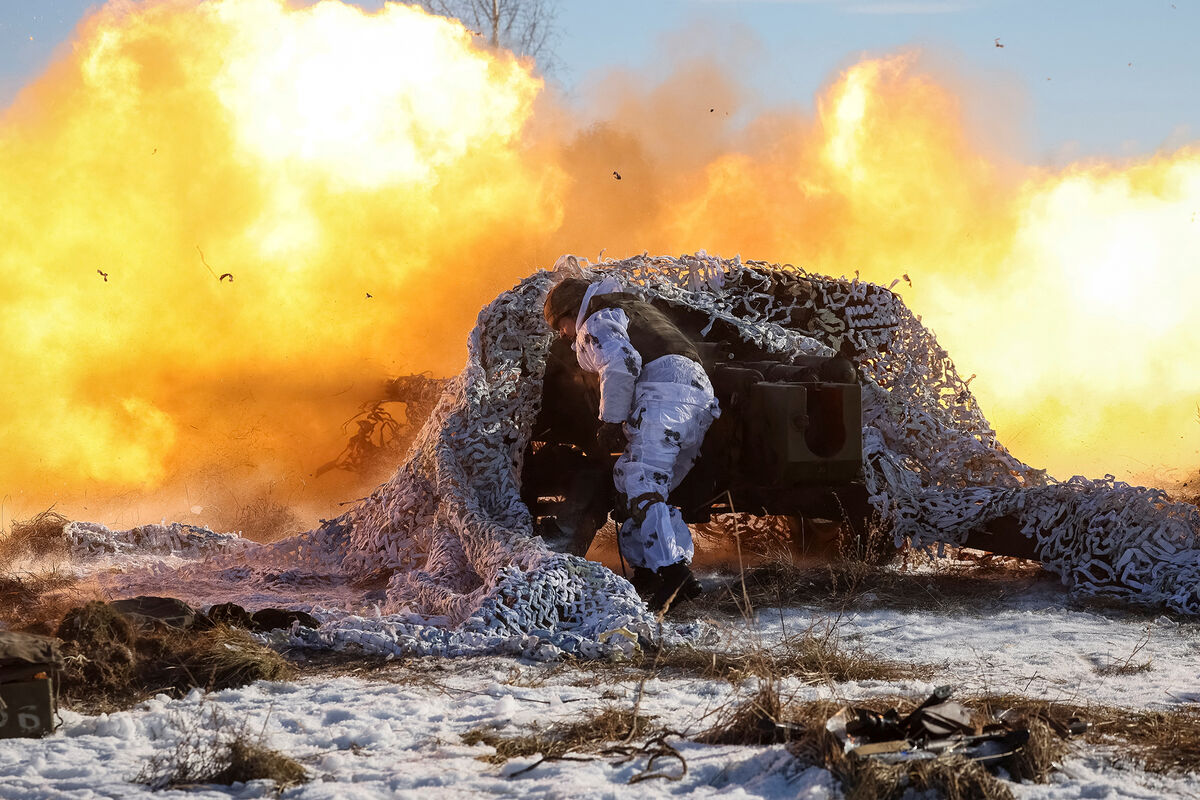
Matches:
[0,570,80,632]
[838,753,1014,800]
[634,644,753,679]
[277,647,405,677]
[643,622,933,685]
[1094,626,1154,677]
[974,693,1200,776]
[137,705,307,790]
[463,707,650,764]
[168,626,295,691]
[776,626,933,683]
[1112,707,1200,774]
[0,507,71,561]
[57,600,136,648]
[1094,660,1154,677]
[56,605,294,713]
[214,737,309,787]
[215,495,298,543]
[695,681,795,745]
[56,601,140,704]
[1004,718,1065,784]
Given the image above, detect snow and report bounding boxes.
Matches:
[765,602,1200,710]
[3,572,1199,799]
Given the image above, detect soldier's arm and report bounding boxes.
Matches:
[576,308,642,423]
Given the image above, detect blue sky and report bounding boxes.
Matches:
[1,1,1197,162]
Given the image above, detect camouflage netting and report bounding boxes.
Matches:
[68,253,1200,658]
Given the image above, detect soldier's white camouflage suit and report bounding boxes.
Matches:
[571,280,721,571]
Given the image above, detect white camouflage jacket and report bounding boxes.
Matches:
[574,304,642,423]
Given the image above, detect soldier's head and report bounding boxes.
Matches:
[543,277,590,338]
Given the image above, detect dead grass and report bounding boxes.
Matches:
[0,570,81,633]
[641,621,935,685]
[136,705,307,791]
[1094,625,1154,676]
[56,601,139,706]
[973,693,1200,776]
[687,679,1100,799]
[214,494,298,543]
[1111,708,1200,775]
[462,706,651,764]
[56,604,294,713]
[773,694,1064,799]
[0,507,71,561]
[213,738,308,788]
[1095,660,1154,677]
[694,681,798,745]
[168,626,295,690]
[695,556,1050,618]
[1004,718,1066,784]
[838,754,1013,800]
[280,647,407,677]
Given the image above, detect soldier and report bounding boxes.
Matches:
[543,276,720,611]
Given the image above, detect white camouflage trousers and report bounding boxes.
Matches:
[614,356,720,571]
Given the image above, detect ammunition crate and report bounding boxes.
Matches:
[0,677,56,738]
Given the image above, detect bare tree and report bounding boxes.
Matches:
[418,0,558,70]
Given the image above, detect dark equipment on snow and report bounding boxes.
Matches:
[827,686,1054,769]
[0,631,62,739]
[109,595,214,630]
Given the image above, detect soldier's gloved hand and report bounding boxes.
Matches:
[596,421,628,454]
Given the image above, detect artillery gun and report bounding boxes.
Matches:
[521,295,1039,562]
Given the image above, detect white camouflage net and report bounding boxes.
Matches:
[72,253,1200,658]
[64,521,247,559]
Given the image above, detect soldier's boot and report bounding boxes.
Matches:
[630,567,661,598]
[648,561,703,612]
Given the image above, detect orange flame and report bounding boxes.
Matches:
[1,2,1196,531]
[638,54,1200,484]
[0,0,557,527]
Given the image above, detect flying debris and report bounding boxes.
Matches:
[96,269,108,282]
[196,245,222,281]
[612,170,622,180]
[219,273,233,282]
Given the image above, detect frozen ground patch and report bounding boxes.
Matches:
[3,581,1199,800]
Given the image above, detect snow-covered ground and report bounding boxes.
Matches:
[3,570,1199,800]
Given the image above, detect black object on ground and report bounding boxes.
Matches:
[827,685,1084,770]
[649,562,703,612]
[109,596,213,630]
[0,631,62,738]
[250,608,320,632]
